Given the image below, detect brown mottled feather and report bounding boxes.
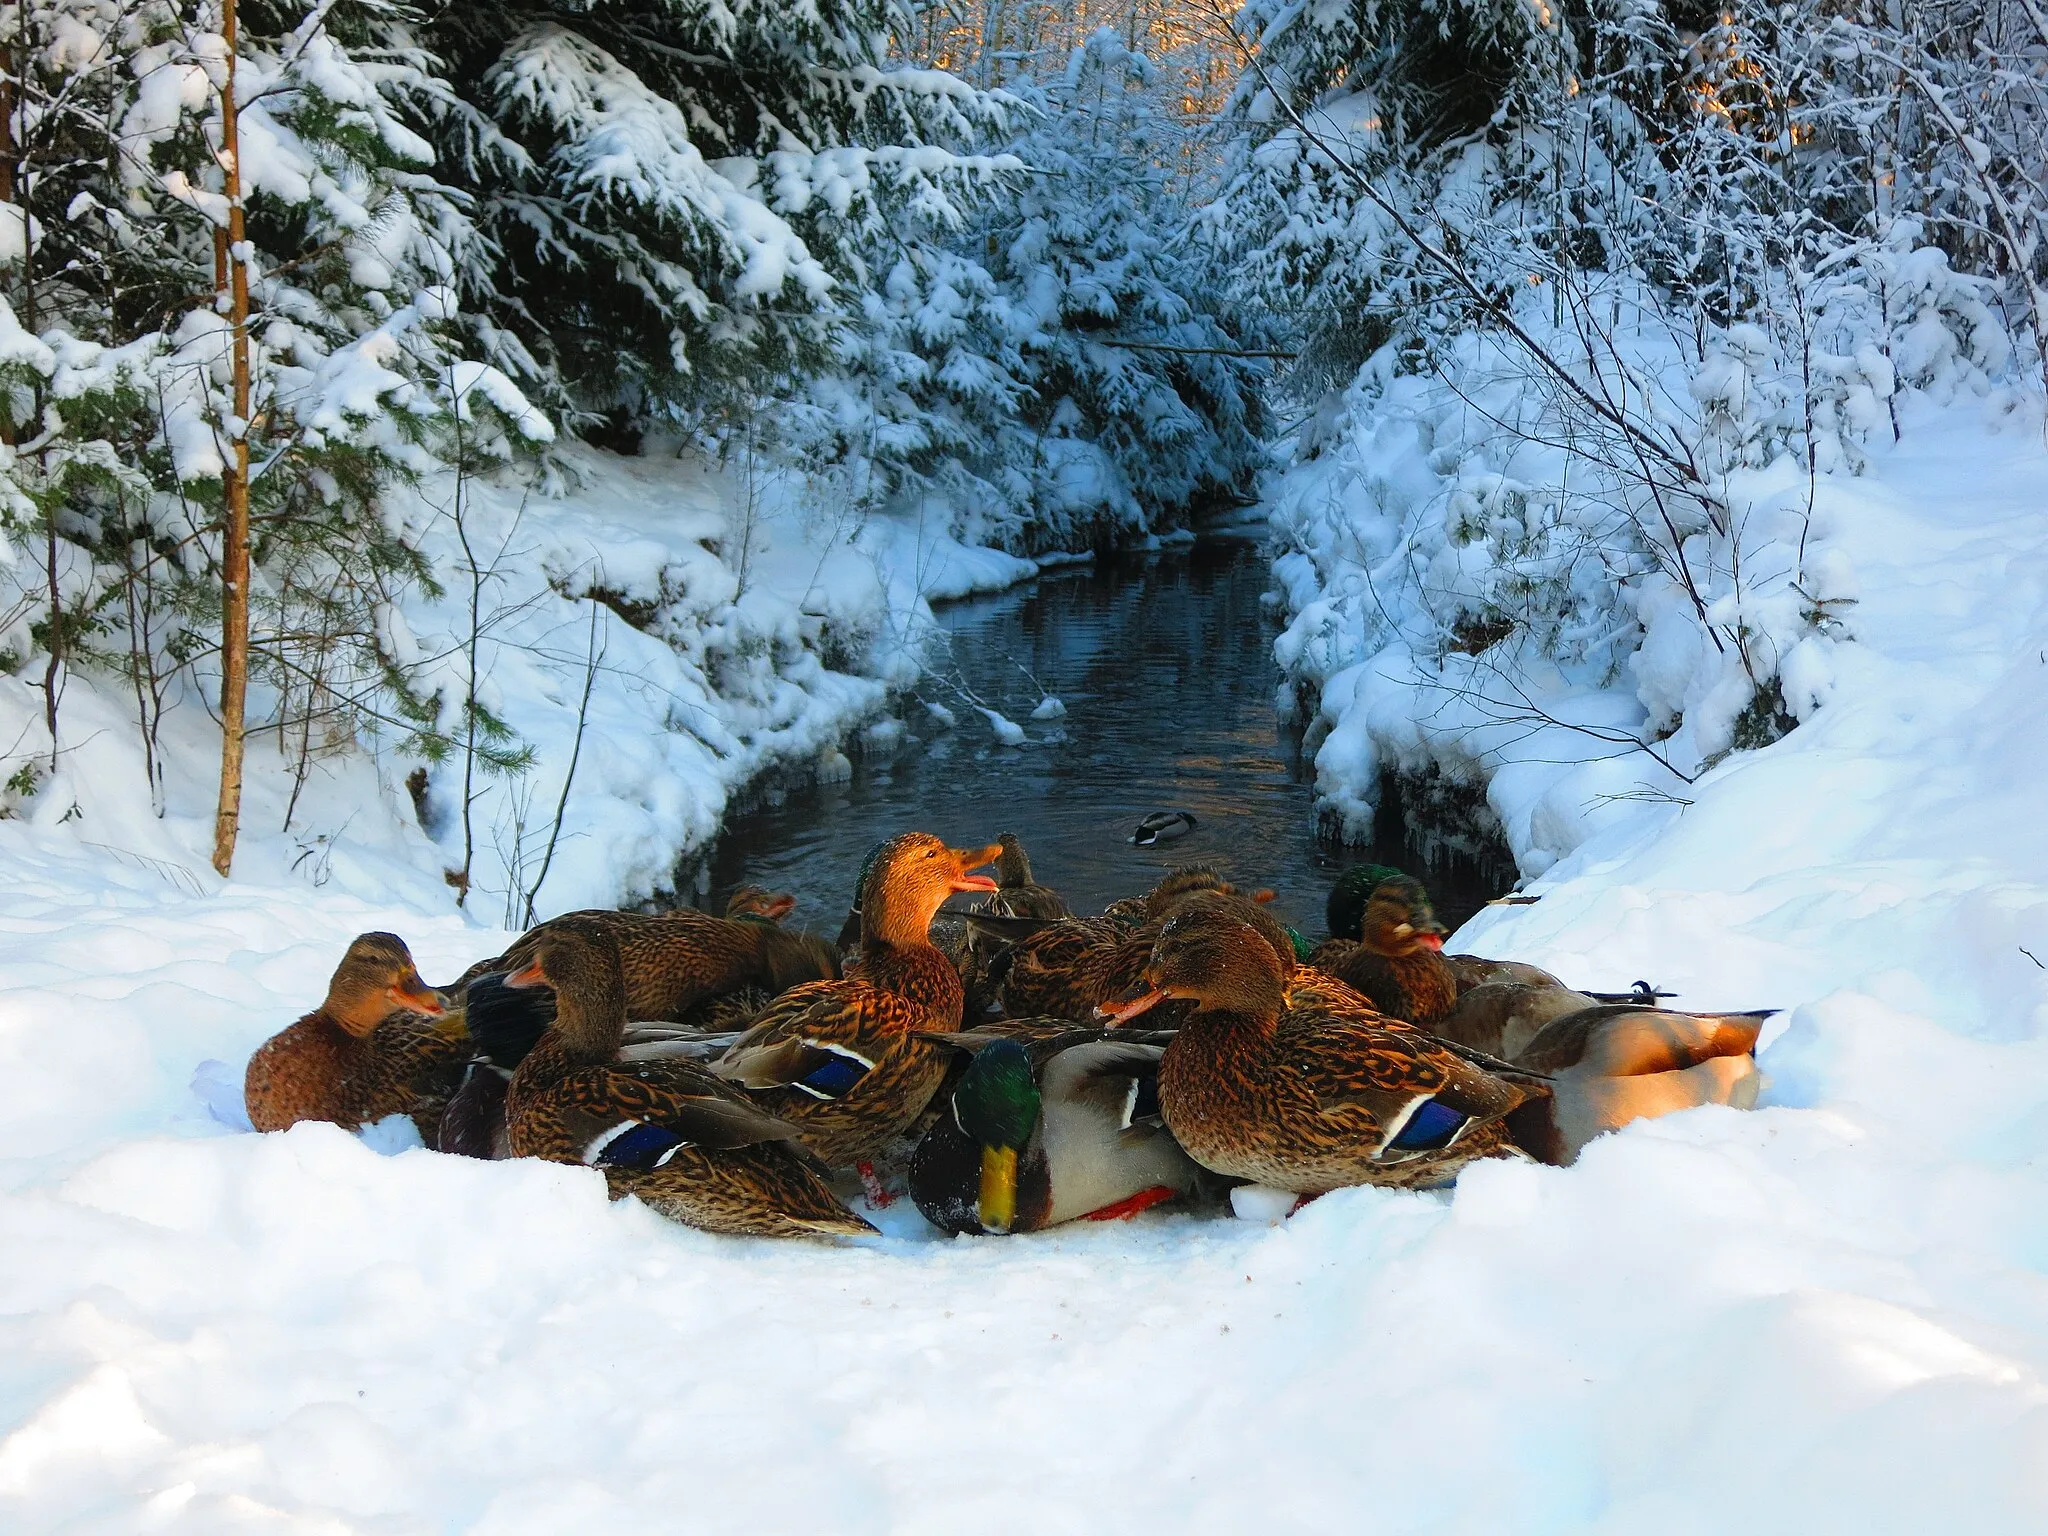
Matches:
[996,916,1155,1019]
[708,952,959,1167]
[1001,879,1288,1022]
[459,909,838,1022]
[707,832,1001,1168]
[1132,907,1545,1194]
[501,921,872,1238]
[245,933,465,1142]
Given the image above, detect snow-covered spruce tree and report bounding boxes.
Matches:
[421,0,1008,431]
[0,0,541,857]
[801,26,1271,553]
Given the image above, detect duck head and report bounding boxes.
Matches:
[1325,863,1409,942]
[1359,875,1448,958]
[860,832,1001,947]
[993,832,1035,888]
[726,884,797,924]
[501,920,627,1057]
[951,1038,1043,1234]
[324,932,445,1037]
[1101,900,1292,1025]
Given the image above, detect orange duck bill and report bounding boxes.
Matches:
[948,843,1003,893]
[500,959,548,990]
[1098,987,1173,1026]
[390,977,448,1016]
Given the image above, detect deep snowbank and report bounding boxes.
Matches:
[3,409,2048,1529]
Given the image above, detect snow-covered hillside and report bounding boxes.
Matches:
[0,445,1039,925]
[3,406,2047,1530]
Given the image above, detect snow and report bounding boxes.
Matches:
[975,705,1028,746]
[5,401,2048,1527]
[0,438,1049,929]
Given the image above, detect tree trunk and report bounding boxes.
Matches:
[212,0,252,877]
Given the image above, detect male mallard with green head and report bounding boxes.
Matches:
[908,1024,1207,1235]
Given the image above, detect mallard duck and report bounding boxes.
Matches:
[500,920,873,1238]
[436,970,747,1160]
[979,832,1071,921]
[1129,810,1199,847]
[1100,864,1249,929]
[725,885,797,924]
[244,933,466,1140]
[706,832,1000,1172]
[1505,1003,1772,1165]
[999,867,1275,1018]
[459,906,838,1024]
[1321,863,1642,995]
[908,1023,1208,1235]
[1306,874,1463,1026]
[1103,902,1547,1193]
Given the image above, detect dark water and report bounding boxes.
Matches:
[696,537,1507,940]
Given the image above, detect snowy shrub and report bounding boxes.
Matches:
[1228,0,2028,865]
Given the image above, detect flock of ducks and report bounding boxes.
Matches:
[243,832,1773,1240]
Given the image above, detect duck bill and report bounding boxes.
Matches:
[948,843,1002,893]
[977,1144,1018,1234]
[1098,988,1171,1026]
[762,895,797,922]
[1415,932,1445,952]
[391,980,446,1017]
[501,959,548,990]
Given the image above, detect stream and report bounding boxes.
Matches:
[696,534,1510,940]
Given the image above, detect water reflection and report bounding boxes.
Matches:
[698,538,1508,937]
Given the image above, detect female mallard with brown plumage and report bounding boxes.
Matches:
[994,867,1271,1019]
[244,933,466,1140]
[1104,902,1547,1193]
[978,833,1071,921]
[458,904,838,1024]
[1308,874,1465,1026]
[706,832,1000,1173]
[501,921,873,1239]
[1315,864,1575,993]
[437,894,833,1159]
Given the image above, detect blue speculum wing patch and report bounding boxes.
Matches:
[1387,1099,1467,1153]
[799,1054,870,1098]
[594,1122,688,1170]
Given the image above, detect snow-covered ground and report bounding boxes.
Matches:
[5,407,2048,1530]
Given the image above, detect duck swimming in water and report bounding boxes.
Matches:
[1129,810,1198,847]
